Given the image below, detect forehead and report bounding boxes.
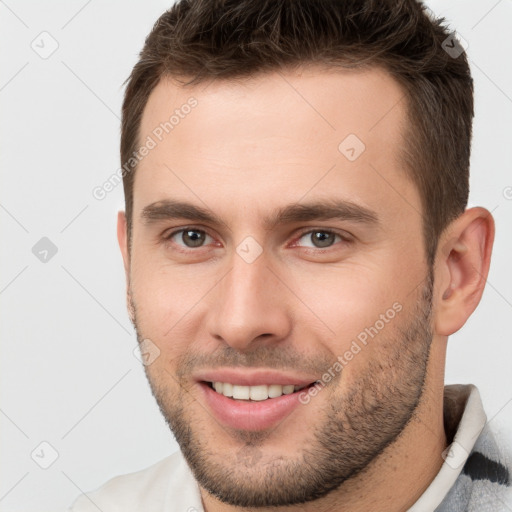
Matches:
[134,65,418,227]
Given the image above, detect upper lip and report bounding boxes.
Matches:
[194,369,318,387]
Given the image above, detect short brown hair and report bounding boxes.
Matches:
[121,0,473,264]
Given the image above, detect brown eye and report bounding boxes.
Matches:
[297,230,341,248]
[168,228,213,248]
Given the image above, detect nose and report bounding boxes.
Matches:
[206,249,293,352]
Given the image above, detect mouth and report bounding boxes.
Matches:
[205,381,312,401]
[197,376,318,431]
[194,369,321,430]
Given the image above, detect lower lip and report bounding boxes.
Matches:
[199,382,307,431]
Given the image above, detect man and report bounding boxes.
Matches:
[69,0,511,510]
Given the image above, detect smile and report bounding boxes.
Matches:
[208,382,310,401]
[199,378,317,430]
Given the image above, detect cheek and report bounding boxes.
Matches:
[286,255,421,371]
[130,258,218,356]
[130,262,178,329]
[288,264,401,333]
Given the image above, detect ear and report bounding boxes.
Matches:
[117,211,135,326]
[434,207,495,336]
[117,210,130,279]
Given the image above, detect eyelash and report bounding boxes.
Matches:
[293,228,352,249]
[162,226,353,252]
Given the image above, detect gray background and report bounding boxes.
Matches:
[1,0,511,510]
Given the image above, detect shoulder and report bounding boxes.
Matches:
[463,423,512,509]
[67,450,202,512]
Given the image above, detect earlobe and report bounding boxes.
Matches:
[434,207,495,336]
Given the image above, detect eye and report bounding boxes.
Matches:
[166,228,214,248]
[295,229,348,249]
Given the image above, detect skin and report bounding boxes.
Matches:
[117,66,494,512]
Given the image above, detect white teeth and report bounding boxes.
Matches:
[249,385,268,401]
[222,382,233,398]
[283,385,295,395]
[211,382,307,400]
[232,385,250,400]
[268,384,283,398]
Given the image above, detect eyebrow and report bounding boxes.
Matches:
[141,199,379,230]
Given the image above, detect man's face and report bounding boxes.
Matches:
[122,66,435,506]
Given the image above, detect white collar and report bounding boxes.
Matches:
[407,384,487,511]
